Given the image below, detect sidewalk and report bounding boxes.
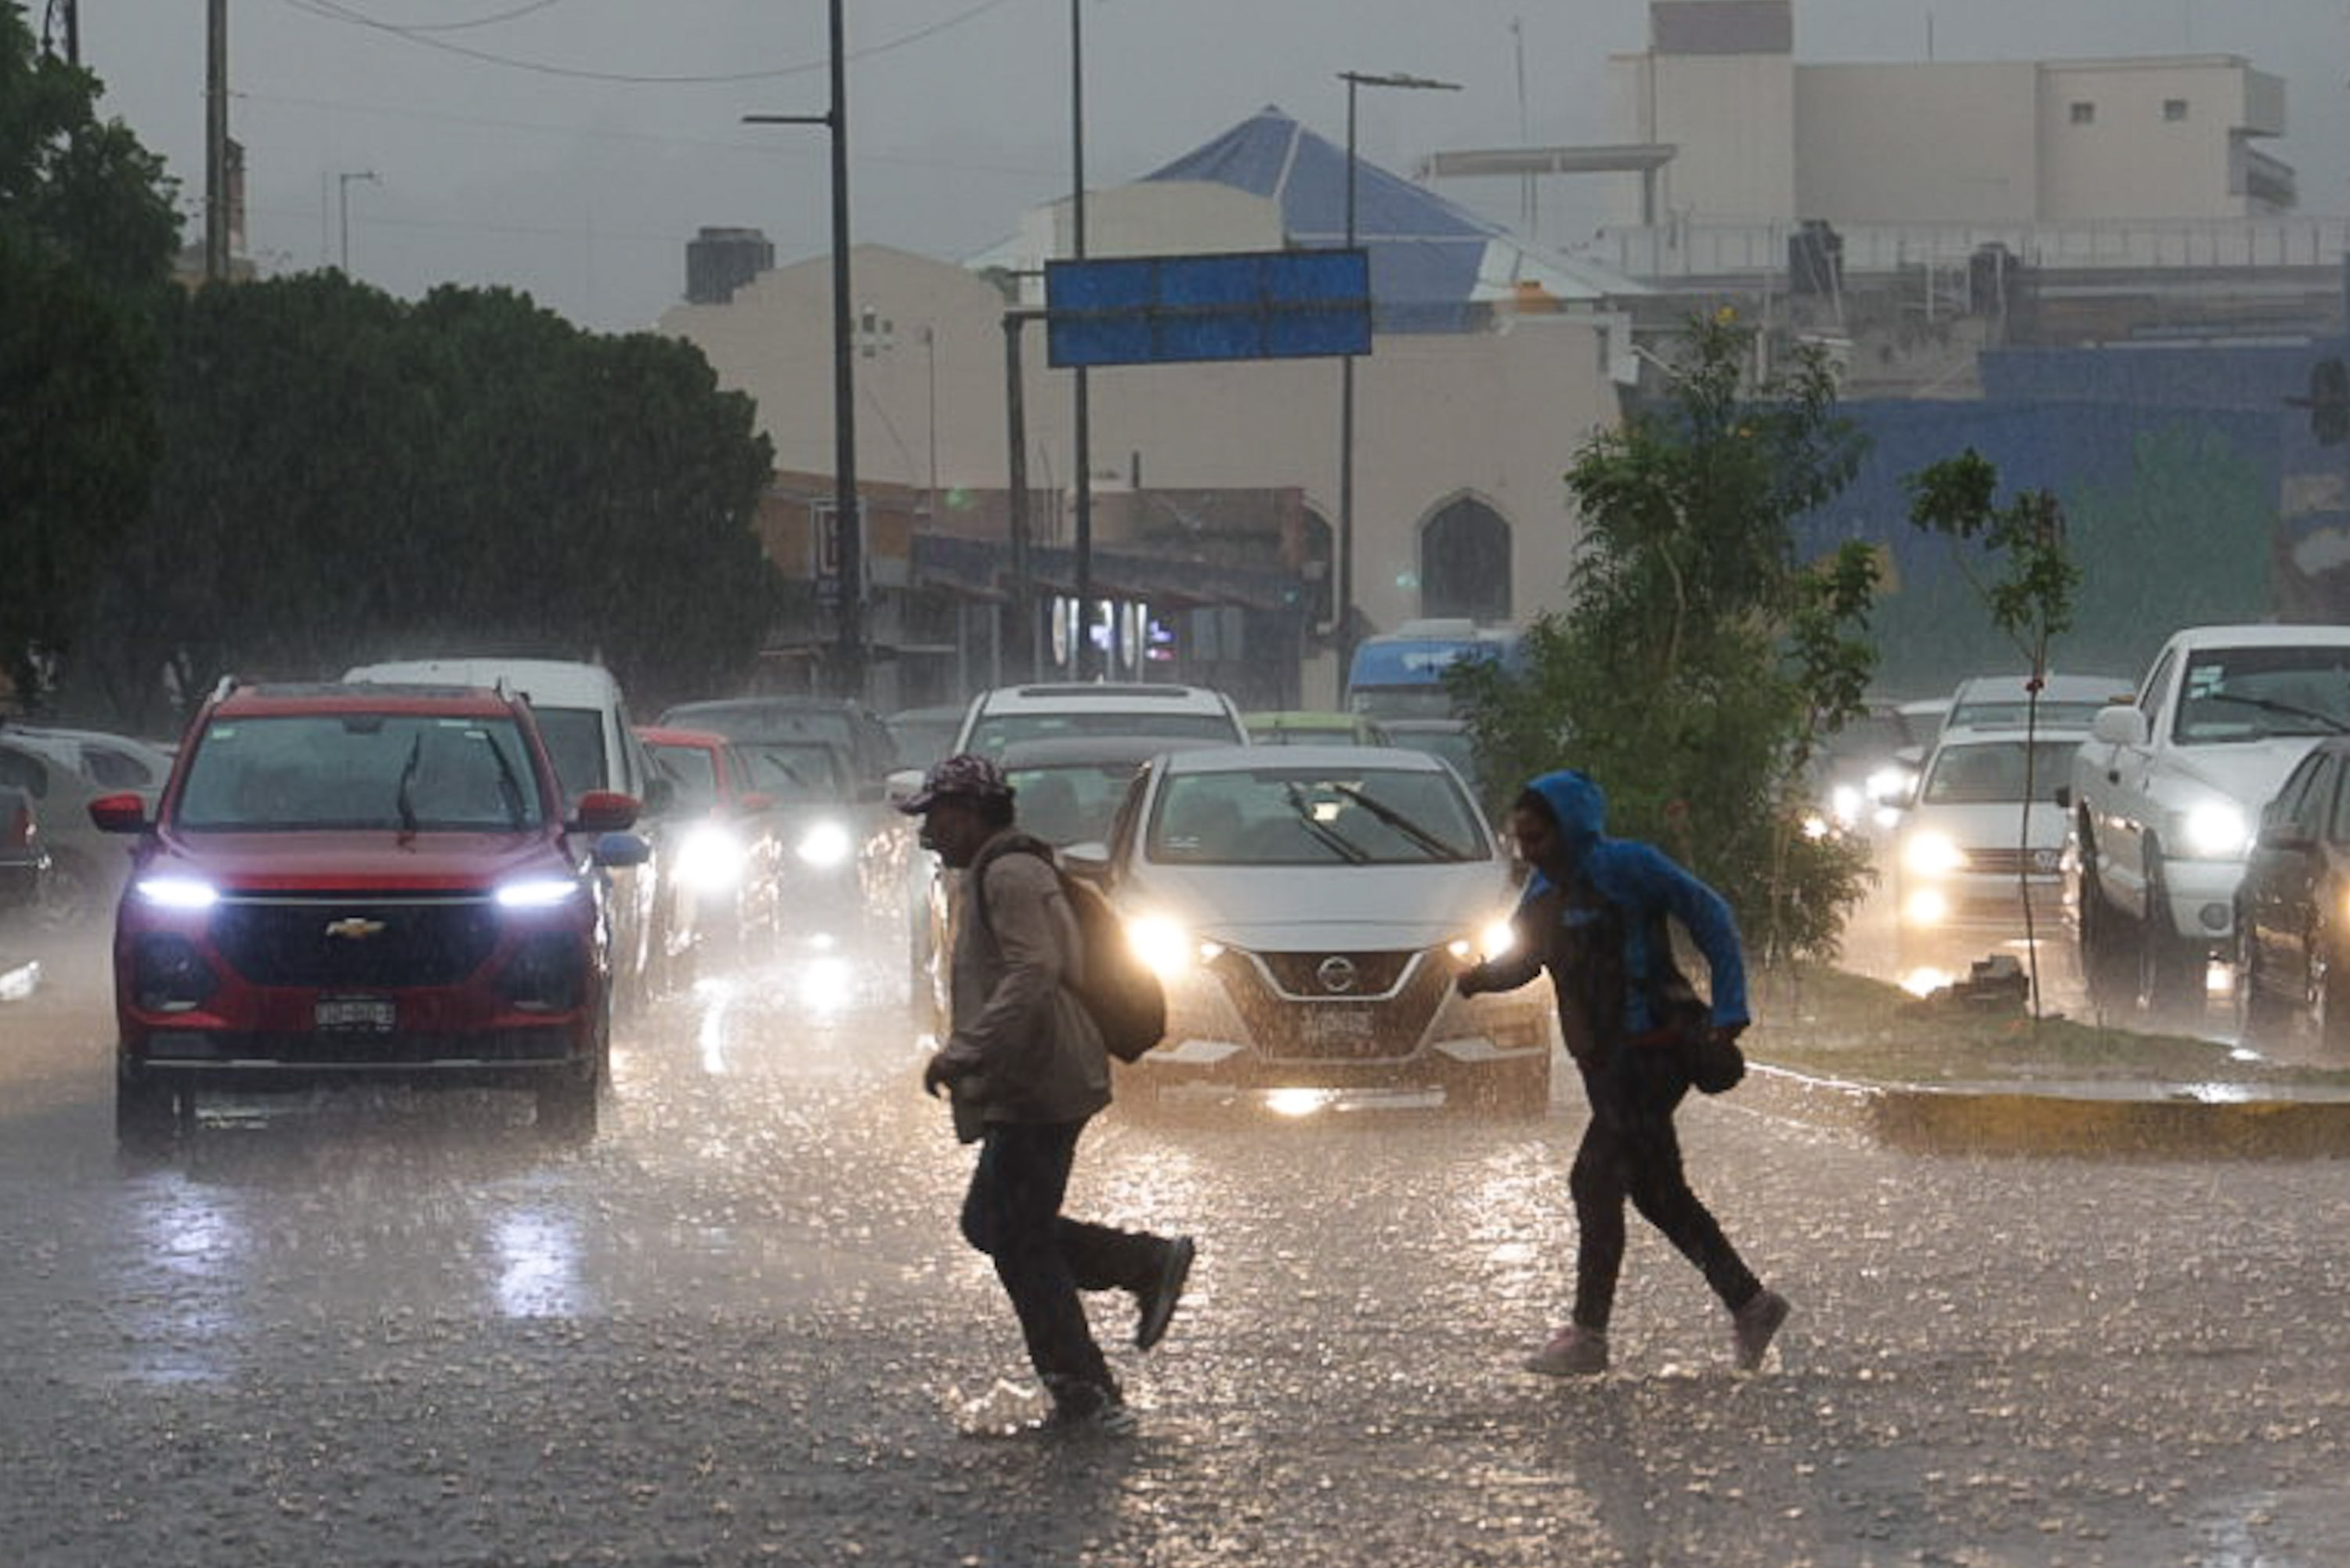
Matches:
[1741,1060,2350,1158]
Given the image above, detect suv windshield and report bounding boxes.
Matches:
[967,712,1239,757]
[176,714,544,831]
[2172,649,2350,743]
[736,740,847,804]
[1147,767,1487,865]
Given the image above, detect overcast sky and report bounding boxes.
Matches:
[67,0,2350,334]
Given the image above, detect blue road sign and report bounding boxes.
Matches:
[1045,249,1372,369]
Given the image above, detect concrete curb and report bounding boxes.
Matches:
[1740,1062,2350,1158]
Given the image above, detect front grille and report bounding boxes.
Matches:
[1961,847,2060,878]
[1256,949,1415,998]
[1209,948,1445,1064]
[211,893,503,987]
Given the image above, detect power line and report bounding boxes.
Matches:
[274,0,1024,85]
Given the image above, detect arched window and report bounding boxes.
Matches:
[1419,497,1512,623]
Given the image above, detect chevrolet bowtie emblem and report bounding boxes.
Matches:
[324,917,387,940]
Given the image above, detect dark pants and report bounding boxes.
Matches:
[959,1118,1168,1403]
[1570,1042,1760,1332]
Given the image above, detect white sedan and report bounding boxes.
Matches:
[1074,745,1553,1115]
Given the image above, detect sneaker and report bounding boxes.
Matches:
[1524,1324,1609,1377]
[1731,1288,1790,1372]
[1039,1381,1138,1437]
[1134,1235,1196,1352]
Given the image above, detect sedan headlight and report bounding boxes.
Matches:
[2178,800,2250,860]
[1900,830,1965,880]
[674,823,747,894]
[135,876,219,910]
[796,819,855,869]
[1127,914,1221,977]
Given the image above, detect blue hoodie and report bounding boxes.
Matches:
[1506,768,1750,1036]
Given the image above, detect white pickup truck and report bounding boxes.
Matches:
[2066,623,2350,1012]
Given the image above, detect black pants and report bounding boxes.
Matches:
[1569,1042,1760,1332]
[960,1118,1169,1402]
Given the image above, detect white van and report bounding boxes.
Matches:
[344,657,671,1009]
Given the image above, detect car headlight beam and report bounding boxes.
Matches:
[1128,914,1217,977]
[675,823,747,893]
[2179,800,2249,860]
[135,876,220,910]
[796,820,855,869]
[1900,830,1965,879]
[495,876,582,909]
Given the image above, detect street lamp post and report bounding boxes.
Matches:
[337,169,378,273]
[1068,0,1097,680]
[1335,69,1459,705]
[747,0,865,699]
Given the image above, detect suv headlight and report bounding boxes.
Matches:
[2177,800,2250,860]
[1900,830,1964,880]
[496,876,581,909]
[676,823,747,892]
[135,876,219,910]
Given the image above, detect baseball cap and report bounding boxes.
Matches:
[897,752,1014,814]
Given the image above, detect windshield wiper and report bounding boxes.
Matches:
[395,732,423,837]
[2204,692,2350,734]
[1332,782,1466,862]
[1283,782,1369,863]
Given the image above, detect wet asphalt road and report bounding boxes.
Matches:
[4,919,2348,1567]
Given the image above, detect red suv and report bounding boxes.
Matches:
[91,681,646,1147]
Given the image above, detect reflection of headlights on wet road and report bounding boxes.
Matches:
[674,824,747,894]
[796,820,855,868]
[1127,914,1223,978]
[1901,830,1964,879]
[1903,886,1951,928]
[1446,916,1518,963]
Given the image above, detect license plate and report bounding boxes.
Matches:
[315,995,396,1032]
[1307,1008,1375,1041]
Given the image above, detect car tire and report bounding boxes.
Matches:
[2234,926,2290,1048]
[2135,848,2207,1015]
[537,1067,599,1143]
[2075,833,2135,1013]
[115,1064,179,1152]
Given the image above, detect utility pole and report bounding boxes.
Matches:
[745,0,864,699]
[1068,0,1095,680]
[205,0,230,283]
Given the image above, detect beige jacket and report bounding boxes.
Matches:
[938,833,1112,1137]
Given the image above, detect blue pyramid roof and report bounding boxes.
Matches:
[1144,106,1631,331]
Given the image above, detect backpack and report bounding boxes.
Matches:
[970,836,1167,1064]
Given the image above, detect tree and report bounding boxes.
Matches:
[1450,311,1879,963]
[1906,448,2082,1014]
[0,4,181,705]
[77,276,783,726]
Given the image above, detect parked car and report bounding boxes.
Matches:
[1245,711,1388,746]
[92,680,647,1147]
[641,726,787,968]
[1889,724,2090,970]
[657,695,898,789]
[2067,624,2350,1013]
[345,658,672,1012]
[0,731,139,927]
[2234,736,2350,1050]
[1072,743,1551,1115]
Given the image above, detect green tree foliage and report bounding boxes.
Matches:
[0,4,180,703]
[78,276,781,726]
[1450,313,1879,963]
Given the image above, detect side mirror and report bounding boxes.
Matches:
[569,789,641,834]
[885,768,924,808]
[88,792,150,834]
[2091,705,2148,746]
[2257,822,2315,854]
[1061,840,1112,880]
[2052,784,2072,811]
[594,830,652,869]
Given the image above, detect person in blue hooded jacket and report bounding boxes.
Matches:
[1455,768,1789,1377]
